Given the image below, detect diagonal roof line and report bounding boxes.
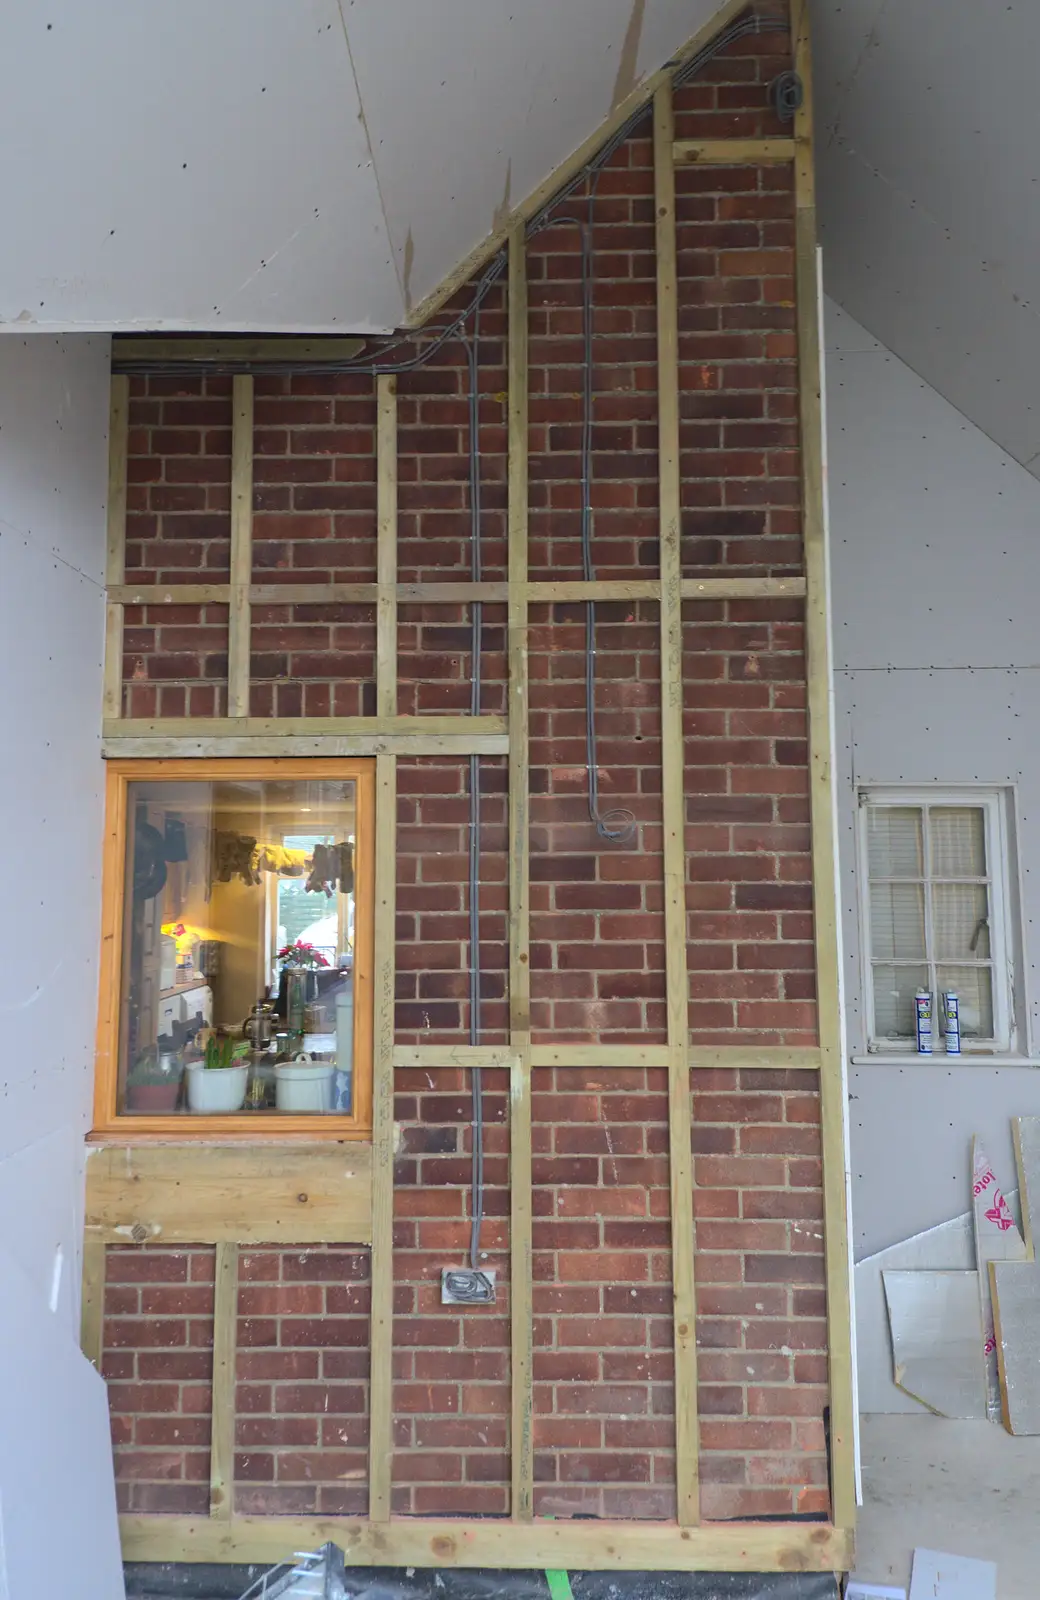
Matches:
[404,0,746,329]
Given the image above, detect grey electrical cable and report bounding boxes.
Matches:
[463,322,485,1272]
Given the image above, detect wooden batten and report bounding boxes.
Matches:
[80,1239,106,1371]
[376,375,398,718]
[227,375,254,719]
[84,1144,373,1243]
[209,1243,238,1520]
[368,750,397,1522]
[654,82,700,1528]
[507,223,534,1523]
[103,375,130,720]
[673,137,796,165]
[791,0,857,1536]
[118,1514,854,1572]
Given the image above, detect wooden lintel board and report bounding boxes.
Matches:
[102,715,507,739]
[101,734,509,760]
[117,1514,853,1572]
[84,1144,372,1244]
[112,337,366,366]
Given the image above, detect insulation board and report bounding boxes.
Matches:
[883,1270,988,1419]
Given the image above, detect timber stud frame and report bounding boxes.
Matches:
[87,3,855,1576]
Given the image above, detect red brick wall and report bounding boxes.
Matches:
[106,12,829,1526]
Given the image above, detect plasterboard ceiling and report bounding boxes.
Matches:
[814,0,1040,477]
[0,0,727,335]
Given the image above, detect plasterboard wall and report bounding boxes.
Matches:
[825,299,1040,1260]
[0,334,110,1330]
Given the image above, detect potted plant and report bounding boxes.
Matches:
[278,941,329,1030]
[125,1049,183,1114]
[185,1033,250,1114]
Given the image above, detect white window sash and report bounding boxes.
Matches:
[857,788,1013,1053]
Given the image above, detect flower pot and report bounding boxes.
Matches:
[126,1079,182,1114]
[185,1061,248,1114]
[275,1055,335,1114]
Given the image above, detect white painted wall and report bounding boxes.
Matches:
[0,335,122,1595]
[825,299,1040,1261]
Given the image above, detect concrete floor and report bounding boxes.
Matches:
[851,1414,1040,1598]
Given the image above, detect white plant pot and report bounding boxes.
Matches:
[185,1061,248,1114]
[275,1056,335,1114]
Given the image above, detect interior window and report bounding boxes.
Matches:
[115,773,363,1120]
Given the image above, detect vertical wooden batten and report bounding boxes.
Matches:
[80,1238,106,1372]
[376,375,399,719]
[227,375,254,720]
[103,375,130,720]
[507,223,534,1522]
[209,1242,239,1520]
[654,82,701,1527]
[791,0,857,1534]
[368,750,398,1521]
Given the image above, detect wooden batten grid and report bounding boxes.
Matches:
[91,3,855,1571]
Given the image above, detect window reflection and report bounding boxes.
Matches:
[120,778,357,1117]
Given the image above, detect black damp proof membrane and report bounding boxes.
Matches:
[124,1563,840,1600]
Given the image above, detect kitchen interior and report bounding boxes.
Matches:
[120,774,358,1117]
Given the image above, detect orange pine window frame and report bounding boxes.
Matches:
[92,757,376,1141]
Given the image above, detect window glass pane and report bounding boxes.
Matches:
[869,883,926,960]
[867,807,923,879]
[872,964,929,1038]
[930,806,986,878]
[937,966,994,1039]
[119,777,357,1118]
[932,883,991,961]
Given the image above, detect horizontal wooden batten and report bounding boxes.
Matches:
[112,337,366,366]
[528,580,659,602]
[673,138,797,165]
[110,577,807,610]
[532,1043,670,1068]
[118,1515,852,1572]
[689,1046,822,1071]
[103,734,508,759]
[681,577,806,600]
[251,583,380,605]
[102,715,509,759]
[85,1144,372,1245]
[111,584,232,606]
[393,1045,520,1070]
[104,716,506,738]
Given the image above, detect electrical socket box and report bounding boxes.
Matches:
[441,1267,496,1306]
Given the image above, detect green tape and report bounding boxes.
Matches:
[545,1572,574,1600]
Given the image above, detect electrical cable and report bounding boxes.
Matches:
[463,318,485,1272]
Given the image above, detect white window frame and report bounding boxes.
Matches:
[856,787,1016,1055]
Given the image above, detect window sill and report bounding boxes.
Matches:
[850,1053,1040,1069]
